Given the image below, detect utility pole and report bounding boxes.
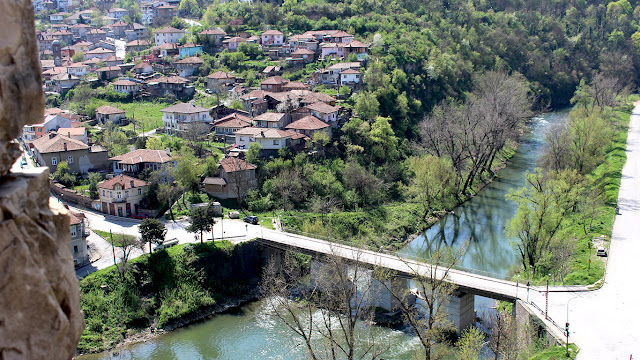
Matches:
[545,274,550,320]
[565,322,570,357]
[110,229,117,271]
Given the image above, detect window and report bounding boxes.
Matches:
[239,136,244,141]
[102,190,105,196]
[138,188,142,195]
[51,157,57,165]
[73,245,78,253]
[116,192,122,199]
[273,139,279,145]
[125,190,129,197]
[70,226,76,237]
[68,156,73,164]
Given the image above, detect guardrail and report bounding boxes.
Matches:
[280,226,512,281]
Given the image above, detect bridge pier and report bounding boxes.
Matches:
[309,256,350,292]
[263,246,284,271]
[445,291,475,335]
[369,275,415,312]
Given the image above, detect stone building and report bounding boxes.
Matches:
[203,157,258,199]
[69,211,90,267]
[31,134,109,174]
[97,174,147,217]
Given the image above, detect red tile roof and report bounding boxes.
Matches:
[214,113,252,128]
[160,102,209,114]
[110,149,174,165]
[261,76,288,85]
[262,29,283,36]
[199,29,226,35]
[98,174,147,190]
[253,112,285,122]
[156,26,185,34]
[96,105,125,114]
[219,157,257,172]
[286,116,330,131]
[32,134,88,153]
[207,71,234,79]
[305,102,340,114]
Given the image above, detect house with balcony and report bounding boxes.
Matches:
[261,29,284,47]
[260,76,289,92]
[66,62,89,77]
[161,101,211,134]
[69,211,90,267]
[97,174,148,217]
[125,23,149,41]
[252,112,288,128]
[50,73,80,94]
[147,75,192,98]
[112,79,141,94]
[22,114,71,141]
[234,127,294,151]
[340,68,362,86]
[110,148,176,181]
[108,7,129,19]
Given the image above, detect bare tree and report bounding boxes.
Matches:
[549,237,577,285]
[373,244,467,360]
[484,309,536,360]
[113,232,143,274]
[261,247,389,360]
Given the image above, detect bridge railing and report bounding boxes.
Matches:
[279,227,512,281]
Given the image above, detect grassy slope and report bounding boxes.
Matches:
[77,240,262,354]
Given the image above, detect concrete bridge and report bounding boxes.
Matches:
[252,227,545,334]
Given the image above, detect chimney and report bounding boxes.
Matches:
[165,147,170,156]
[49,132,56,139]
[190,100,195,107]
[130,180,134,188]
[63,142,67,151]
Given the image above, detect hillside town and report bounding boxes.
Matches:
[27,0,371,269]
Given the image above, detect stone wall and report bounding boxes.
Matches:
[51,182,94,209]
[0,0,84,358]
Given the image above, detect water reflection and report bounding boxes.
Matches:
[399,109,570,277]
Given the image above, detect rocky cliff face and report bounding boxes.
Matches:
[0,0,84,359]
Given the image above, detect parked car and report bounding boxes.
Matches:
[205,88,213,94]
[243,215,259,225]
[596,246,607,257]
[228,211,240,219]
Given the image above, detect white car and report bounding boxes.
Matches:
[596,246,607,257]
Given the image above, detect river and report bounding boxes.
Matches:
[81,109,570,360]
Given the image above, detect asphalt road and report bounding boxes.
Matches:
[67,201,252,277]
[540,103,640,359]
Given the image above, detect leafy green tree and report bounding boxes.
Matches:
[72,52,85,62]
[139,218,167,253]
[246,142,262,165]
[88,172,102,200]
[187,206,215,243]
[506,169,578,274]
[354,91,379,121]
[405,155,456,220]
[52,161,76,187]
[456,326,484,360]
[174,156,201,201]
[369,116,399,161]
[178,0,200,18]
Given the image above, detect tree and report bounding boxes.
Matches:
[506,169,577,274]
[159,183,183,221]
[88,172,102,199]
[405,155,456,220]
[354,91,379,121]
[138,218,167,253]
[374,245,465,360]
[246,142,262,165]
[71,51,84,62]
[112,232,142,274]
[178,0,200,17]
[456,326,484,360]
[484,309,536,360]
[262,246,389,360]
[52,161,75,187]
[174,156,201,201]
[186,205,215,243]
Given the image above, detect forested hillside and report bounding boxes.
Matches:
[202,0,639,136]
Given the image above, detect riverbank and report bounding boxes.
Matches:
[75,240,263,355]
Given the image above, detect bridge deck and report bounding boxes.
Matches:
[253,228,526,302]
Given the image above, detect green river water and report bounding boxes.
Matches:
[81,109,570,360]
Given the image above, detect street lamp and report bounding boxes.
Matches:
[516,274,520,300]
[566,296,579,358]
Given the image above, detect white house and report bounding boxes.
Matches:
[66,63,89,77]
[261,29,284,47]
[22,114,71,141]
[340,68,361,86]
[161,101,211,134]
[233,127,293,150]
[154,26,185,46]
[108,7,129,19]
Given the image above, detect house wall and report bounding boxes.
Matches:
[70,222,89,266]
[36,148,109,174]
[98,184,146,217]
[155,31,183,45]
